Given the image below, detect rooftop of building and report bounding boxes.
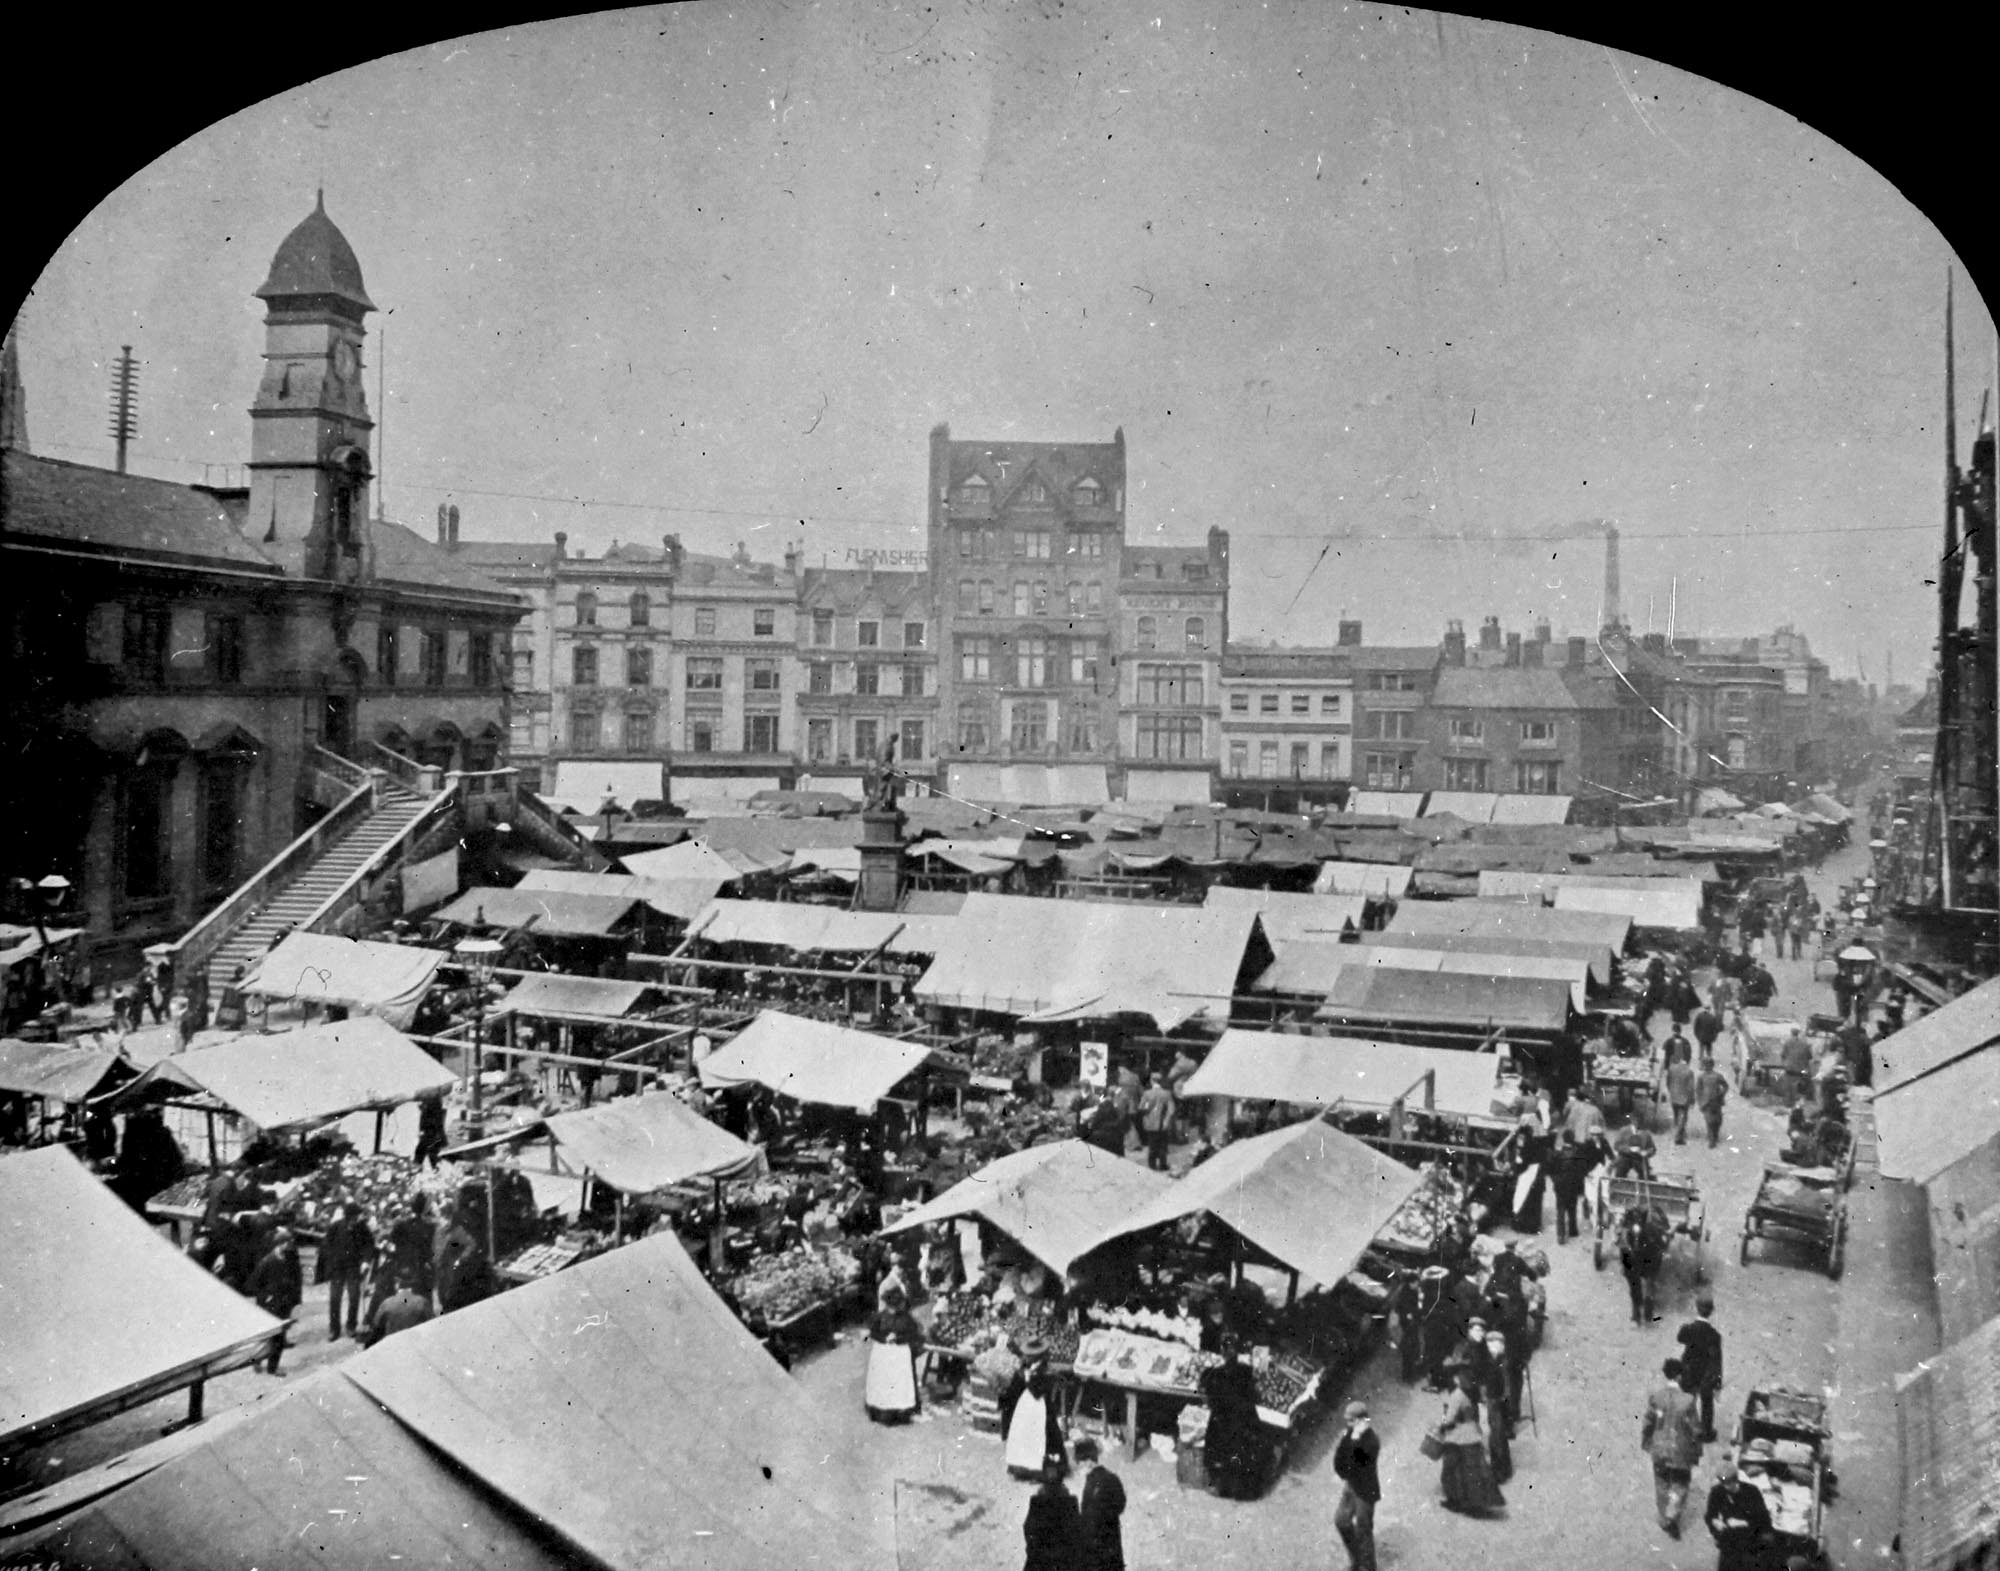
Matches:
[255,193,375,313]
[3,449,283,575]
[797,566,929,609]
[1430,664,1620,710]
[1221,646,1349,680]
[1346,644,1444,672]
[935,427,1126,504]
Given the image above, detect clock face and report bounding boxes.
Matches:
[333,342,358,380]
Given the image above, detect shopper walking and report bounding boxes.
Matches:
[1332,1400,1380,1571]
[1549,1131,1595,1245]
[1695,1058,1731,1149]
[1641,1358,1704,1537]
[1137,1073,1175,1172]
[1433,1364,1505,1515]
[1676,1297,1725,1442]
[318,1200,375,1341]
[1692,1005,1724,1062]
[1620,1207,1666,1324]
[249,1227,304,1375]
[1022,1463,1081,1571]
[1075,1438,1126,1571]
[1663,1054,1698,1145]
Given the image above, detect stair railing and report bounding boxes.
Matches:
[298,787,459,940]
[165,775,379,981]
[508,787,612,871]
[367,740,444,796]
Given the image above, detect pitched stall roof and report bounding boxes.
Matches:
[1489,794,1574,825]
[912,892,1261,1030]
[1364,928,1616,987]
[110,1016,454,1131]
[241,932,445,1027]
[1897,1310,2000,1571]
[686,898,955,956]
[0,1147,282,1452]
[1347,791,1427,819]
[1313,861,1416,899]
[1424,792,1499,823]
[881,1140,1171,1275]
[1386,897,1632,954]
[1353,945,1591,1009]
[538,1091,764,1192]
[620,840,788,882]
[1552,882,1703,931]
[1182,1029,1505,1118]
[1203,886,1367,944]
[1083,1118,1424,1288]
[517,868,725,923]
[0,1040,136,1104]
[494,972,653,1020]
[697,1010,932,1112]
[1316,967,1574,1035]
[434,886,644,937]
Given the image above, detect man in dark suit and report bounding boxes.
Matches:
[1022,1462,1080,1571]
[319,1200,376,1341]
[1675,1296,1725,1441]
[1332,1400,1380,1571]
[1075,1438,1126,1571]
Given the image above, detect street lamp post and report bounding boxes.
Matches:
[455,937,503,1128]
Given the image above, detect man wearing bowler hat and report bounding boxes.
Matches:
[1332,1399,1380,1570]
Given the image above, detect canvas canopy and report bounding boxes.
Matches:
[1316,967,1573,1035]
[0,1147,281,1452]
[1182,1029,1505,1118]
[686,898,955,956]
[1423,792,1499,823]
[908,839,1017,876]
[0,925,85,973]
[1312,861,1414,899]
[1387,897,1631,954]
[1874,975,2000,1094]
[1204,886,1366,944]
[533,1091,763,1193]
[1364,929,1616,987]
[787,845,864,880]
[1351,945,1590,1009]
[1553,882,1703,931]
[109,1016,454,1132]
[620,840,789,882]
[0,1040,135,1104]
[495,972,653,1020]
[944,762,1112,805]
[698,1010,932,1112]
[912,892,1261,1030]
[881,1140,1171,1275]
[1489,794,1573,825]
[435,886,643,938]
[241,932,446,1028]
[543,760,666,814]
[1875,1040,2000,1185]
[1348,791,1426,818]
[1083,1118,1423,1288]
[1897,1311,2000,1571]
[518,868,725,922]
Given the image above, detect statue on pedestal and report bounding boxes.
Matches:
[865,733,902,813]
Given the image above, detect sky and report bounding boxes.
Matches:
[9,1,1993,684]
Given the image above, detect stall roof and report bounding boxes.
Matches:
[0,1369,578,1571]
[698,1009,932,1112]
[346,1231,897,1570]
[110,1016,454,1131]
[0,1039,136,1104]
[620,839,788,882]
[1552,882,1704,931]
[494,972,653,1020]
[0,925,85,971]
[1416,843,1574,876]
[900,888,969,915]
[1312,861,1415,899]
[1364,928,1615,986]
[1875,1041,2000,1185]
[687,897,955,956]
[541,760,667,815]
[1805,792,1854,823]
[538,1091,764,1193]
[1204,886,1367,944]
[1489,794,1574,825]
[908,839,1016,876]
[787,845,864,880]
[912,892,1262,1030]
[1386,897,1632,954]
[1897,1310,2000,1571]
[0,1147,281,1452]
[1348,791,1426,818]
[1085,1118,1424,1289]
[1316,967,1574,1034]
[517,867,725,922]
[434,886,644,938]
[1182,1029,1505,1118]
[694,816,873,856]
[1874,974,2000,1094]
[1423,791,1499,823]
[881,1140,1171,1275]
[241,932,445,1027]
[1352,945,1590,1008]
[944,762,1113,806]
[1923,1130,2000,1350]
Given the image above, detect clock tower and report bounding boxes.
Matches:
[247,191,377,580]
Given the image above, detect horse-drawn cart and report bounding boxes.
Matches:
[1591,1169,1708,1281]
[1733,1383,1834,1570]
[1587,1041,1660,1120]
[1742,1162,1848,1277]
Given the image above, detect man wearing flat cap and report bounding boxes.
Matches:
[1703,1451,1773,1571]
[1332,1399,1380,1570]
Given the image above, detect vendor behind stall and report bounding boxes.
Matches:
[1200,1338,1272,1500]
[1001,1340,1067,1480]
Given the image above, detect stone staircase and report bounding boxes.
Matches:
[203,784,436,984]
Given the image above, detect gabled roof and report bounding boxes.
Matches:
[2,450,282,574]
[370,518,523,601]
[940,434,1125,496]
[1430,665,1618,710]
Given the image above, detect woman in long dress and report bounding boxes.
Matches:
[864,1286,923,1424]
[1479,1333,1514,1485]
[1002,1342,1066,1480]
[1436,1365,1506,1514]
[1200,1344,1273,1500]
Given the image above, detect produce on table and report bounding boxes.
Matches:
[727,1244,862,1324]
[1376,1165,1469,1255]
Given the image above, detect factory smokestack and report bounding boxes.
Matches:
[1602,523,1623,633]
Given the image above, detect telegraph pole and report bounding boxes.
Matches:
[107,346,138,473]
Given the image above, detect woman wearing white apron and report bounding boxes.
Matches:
[864,1286,922,1423]
[1003,1340,1066,1479]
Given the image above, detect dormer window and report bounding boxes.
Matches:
[1020,480,1048,504]
[951,473,991,510]
[1072,476,1101,506]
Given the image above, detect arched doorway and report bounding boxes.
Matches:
[322,648,367,758]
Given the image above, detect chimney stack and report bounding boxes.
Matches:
[438,503,451,545]
[554,530,568,559]
[1506,632,1522,667]
[784,541,802,575]
[732,541,752,568]
[1522,638,1544,668]
[1534,619,1552,645]
[447,504,460,546]
[1443,620,1467,666]
[1602,523,1623,631]
[1337,619,1363,646]
[662,534,685,575]
[1567,635,1588,667]
[1479,615,1503,653]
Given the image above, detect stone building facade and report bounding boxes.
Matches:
[795,566,937,780]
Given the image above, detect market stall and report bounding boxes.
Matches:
[239,932,448,1030]
[432,886,645,972]
[0,1038,136,1148]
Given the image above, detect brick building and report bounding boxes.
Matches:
[1217,645,1353,802]
[1117,532,1230,802]
[795,566,936,783]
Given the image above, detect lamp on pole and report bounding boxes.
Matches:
[455,937,503,1128]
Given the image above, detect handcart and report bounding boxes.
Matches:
[1741,1162,1848,1277]
[1587,1041,1660,1121]
[1732,1383,1834,1570]
[1591,1169,1707,1280]
[1730,1010,1818,1096]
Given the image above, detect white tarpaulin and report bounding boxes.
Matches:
[1553,882,1703,931]
[943,763,1112,805]
[242,933,446,1029]
[1313,862,1415,899]
[1348,792,1425,818]
[1123,769,1215,805]
[544,761,666,814]
[1183,1029,1505,1118]
[1423,792,1499,822]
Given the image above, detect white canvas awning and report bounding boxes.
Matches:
[241,933,446,1028]
[1312,862,1415,899]
[543,760,667,814]
[697,1010,932,1112]
[1182,1029,1505,1118]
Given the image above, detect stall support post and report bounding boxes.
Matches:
[373,1110,385,1156]
[614,1189,625,1243]
[486,1163,498,1265]
[711,1178,727,1275]
[203,1110,218,1170]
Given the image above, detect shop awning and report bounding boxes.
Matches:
[881,1140,1171,1276]
[1489,794,1573,825]
[698,1010,932,1112]
[1365,928,1616,988]
[1348,791,1425,818]
[240,932,446,1029]
[108,1016,454,1132]
[1897,1310,2000,1571]
[1204,886,1366,944]
[620,840,789,882]
[1386,897,1632,955]
[0,1369,578,1570]
[0,1040,136,1104]
[1312,861,1414,899]
[434,886,643,938]
[1553,882,1703,931]
[542,760,667,814]
[1423,792,1499,823]
[1182,1029,1505,1118]
[912,892,1262,1030]
[1874,974,2000,1094]
[1083,1118,1424,1289]
[517,867,726,922]
[1875,1041,2000,1185]
[687,898,955,956]
[494,972,653,1020]
[537,1091,764,1193]
[1316,967,1573,1035]
[0,1147,282,1452]
[908,839,1016,876]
